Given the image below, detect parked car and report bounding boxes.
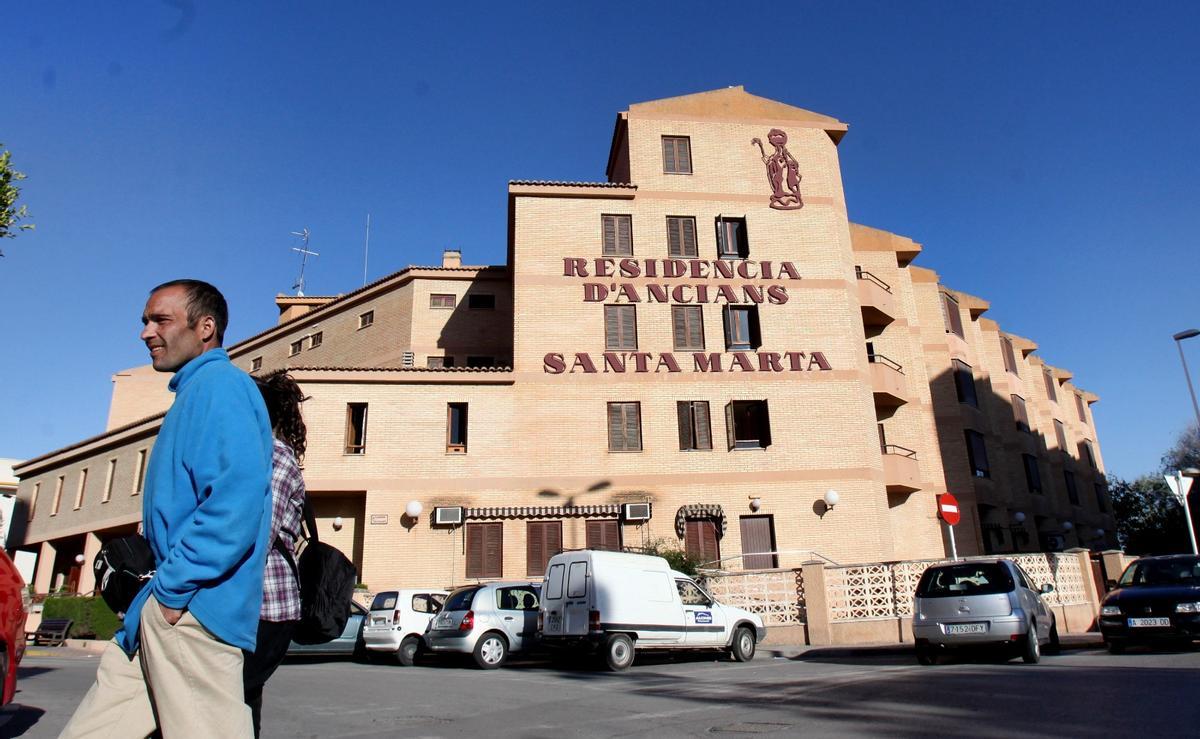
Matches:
[538,550,766,671]
[911,558,1058,665]
[286,601,368,657]
[425,581,541,669]
[0,549,29,706]
[362,589,447,665]
[1098,554,1200,653]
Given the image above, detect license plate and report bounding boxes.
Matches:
[945,623,987,635]
[371,617,386,625]
[547,612,562,631]
[1127,617,1170,628]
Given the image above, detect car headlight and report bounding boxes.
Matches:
[1100,605,1121,616]
[1175,602,1200,614]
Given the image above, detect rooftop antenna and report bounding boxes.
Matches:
[362,213,371,287]
[290,228,319,296]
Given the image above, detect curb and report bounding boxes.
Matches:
[760,633,1105,660]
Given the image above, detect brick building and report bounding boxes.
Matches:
[12,87,1113,595]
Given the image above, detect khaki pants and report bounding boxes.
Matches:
[59,595,253,739]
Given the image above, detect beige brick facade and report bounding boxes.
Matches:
[13,87,1112,596]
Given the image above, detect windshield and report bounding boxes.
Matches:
[443,586,483,611]
[917,562,1014,598]
[1118,557,1200,587]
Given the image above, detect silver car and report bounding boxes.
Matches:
[911,559,1059,665]
[424,581,541,669]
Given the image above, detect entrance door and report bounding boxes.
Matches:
[739,515,777,569]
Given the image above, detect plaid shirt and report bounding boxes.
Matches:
[261,438,304,621]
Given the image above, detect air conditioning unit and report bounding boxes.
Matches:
[621,502,652,522]
[434,506,464,525]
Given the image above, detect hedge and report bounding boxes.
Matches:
[41,596,121,641]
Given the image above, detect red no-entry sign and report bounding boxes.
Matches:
[937,493,961,526]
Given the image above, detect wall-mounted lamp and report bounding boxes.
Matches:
[74,554,85,565]
[1095,528,1105,538]
[748,496,762,512]
[405,500,424,519]
[1013,511,1026,524]
[823,489,839,510]
[332,516,344,531]
[1062,521,1074,532]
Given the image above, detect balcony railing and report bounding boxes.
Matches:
[881,443,918,459]
[855,266,892,293]
[867,352,903,373]
[856,266,897,326]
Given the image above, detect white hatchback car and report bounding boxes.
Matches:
[362,589,447,665]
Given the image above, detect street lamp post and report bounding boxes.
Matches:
[1173,329,1200,431]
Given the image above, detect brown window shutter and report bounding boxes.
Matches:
[483,522,503,578]
[725,401,736,450]
[586,520,620,551]
[694,401,712,450]
[667,217,682,257]
[678,139,691,173]
[466,524,484,578]
[621,306,636,350]
[604,306,620,350]
[616,215,632,255]
[623,403,641,451]
[526,522,544,577]
[685,520,701,559]
[687,307,703,349]
[602,215,617,255]
[677,401,693,450]
[681,217,696,256]
[609,403,635,451]
[663,138,676,173]
[740,516,776,569]
[672,306,688,350]
[757,400,771,447]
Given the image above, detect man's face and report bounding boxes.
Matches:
[140,285,212,372]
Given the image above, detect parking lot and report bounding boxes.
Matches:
[5,641,1199,738]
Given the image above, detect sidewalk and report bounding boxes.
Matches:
[761,632,1105,659]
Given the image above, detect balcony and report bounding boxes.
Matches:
[882,444,921,493]
[856,267,897,327]
[868,353,907,407]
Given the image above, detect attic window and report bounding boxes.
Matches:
[358,310,375,329]
[662,136,692,174]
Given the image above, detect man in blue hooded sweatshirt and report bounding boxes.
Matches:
[61,279,273,739]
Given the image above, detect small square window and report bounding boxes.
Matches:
[430,294,456,309]
[672,306,704,351]
[358,311,375,329]
[604,305,638,351]
[607,402,642,452]
[309,332,323,349]
[468,294,495,311]
[602,214,633,256]
[1022,454,1042,494]
[715,217,749,259]
[953,360,978,408]
[725,400,771,450]
[965,430,990,478]
[289,340,303,357]
[447,403,468,453]
[345,403,368,454]
[677,401,712,451]
[662,136,692,174]
[251,357,262,372]
[723,305,760,351]
[666,216,698,258]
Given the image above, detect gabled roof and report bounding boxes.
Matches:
[625,86,848,143]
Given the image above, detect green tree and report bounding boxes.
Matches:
[1,144,35,255]
[1109,473,1189,555]
[1161,422,1200,473]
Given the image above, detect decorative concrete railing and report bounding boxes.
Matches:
[699,568,806,626]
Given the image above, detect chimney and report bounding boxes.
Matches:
[442,249,462,268]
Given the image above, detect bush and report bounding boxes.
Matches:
[41,596,121,641]
[638,538,705,577]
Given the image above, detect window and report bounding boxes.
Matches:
[1001,336,1019,375]
[468,294,495,311]
[1064,470,1080,505]
[1022,454,1042,494]
[723,305,761,351]
[465,522,503,579]
[666,216,698,257]
[952,360,978,408]
[1012,395,1030,433]
[684,519,720,563]
[662,135,692,174]
[51,475,64,516]
[545,563,565,599]
[1079,440,1097,469]
[466,356,494,368]
[251,357,262,372]
[74,468,88,510]
[289,340,303,357]
[567,561,588,598]
[497,585,540,611]
[427,356,454,369]
[607,402,642,452]
[941,292,964,339]
[739,515,778,569]
[586,519,621,551]
[601,214,633,256]
[725,400,771,450]
[309,331,322,349]
[358,310,374,329]
[677,401,713,451]
[715,217,749,259]
[1075,394,1088,423]
[447,403,468,453]
[1054,419,1068,452]
[526,520,563,577]
[964,430,990,478]
[672,305,704,351]
[344,403,368,454]
[1043,368,1058,403]
[676,578,710,606]
[102,458,116,503]
[430,293,456,309]
[1095,482,1108,512]
[134,449,148,494]
[604,305,638,351]
[28,482,39,521]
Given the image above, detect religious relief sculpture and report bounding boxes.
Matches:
[751,128,803,210]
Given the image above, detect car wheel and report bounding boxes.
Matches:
[1107,640,1125,655]
[1021,622,1041,664]
[916,647,937,666]
[604,633,635,672]
[473,632,508,669]
[1046,618,1061,655]
[730,627,756,662]
[397,636,421,667]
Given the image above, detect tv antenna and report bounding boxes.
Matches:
[290,228,319,296]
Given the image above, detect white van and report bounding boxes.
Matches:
[538,550,766,671]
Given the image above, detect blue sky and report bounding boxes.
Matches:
[2,1,1198,478]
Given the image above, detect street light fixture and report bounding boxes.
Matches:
[1173,329,1200,431]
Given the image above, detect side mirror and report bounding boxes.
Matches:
[1040,583,1054,594]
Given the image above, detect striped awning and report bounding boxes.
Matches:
[675,504,727,538]
[465,504,622,520]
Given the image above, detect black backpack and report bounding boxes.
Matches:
[279,497,359,645]
[94,534,156,615]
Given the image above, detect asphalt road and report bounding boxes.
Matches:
[4,642,1198,738]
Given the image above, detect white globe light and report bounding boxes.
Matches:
[1062,521,1074,532]
[332,516,344,530]
[823,489,840,507]
[1095,528,1105,537]
[75,554,85,565]
[405,500,424,518]
[1013,512,1026,524]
